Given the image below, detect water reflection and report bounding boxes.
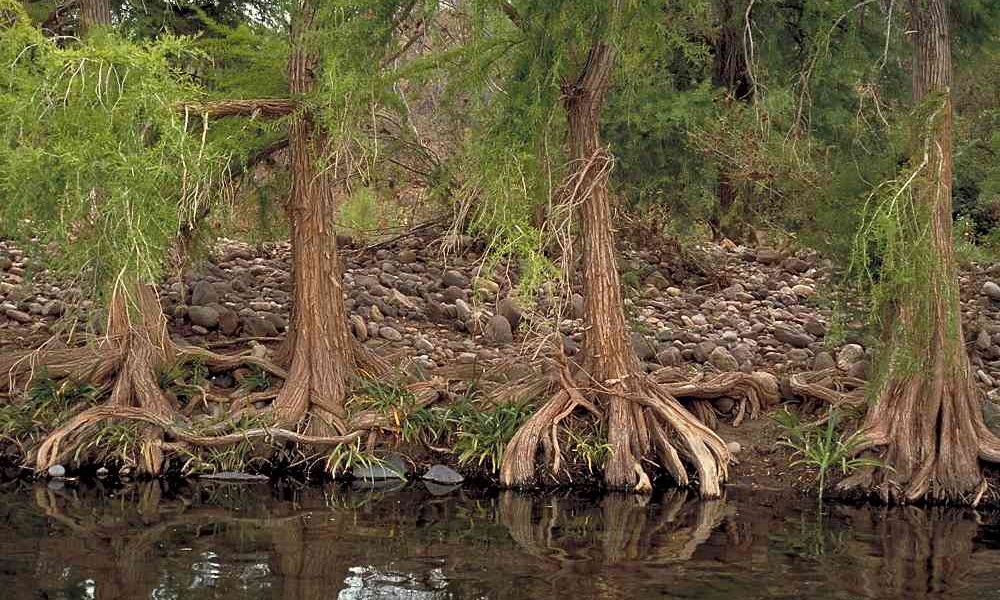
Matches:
[0,481,999,599]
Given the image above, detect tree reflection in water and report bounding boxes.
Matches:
[0,481,997,599]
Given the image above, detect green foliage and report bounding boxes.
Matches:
[0,375,98,446]
[73,419,144,467]
[774,407,883,504]
[239,365,272,393]
[0,2,233,296]
[453,400,531,474]
[324,439,386,478]
[565,425,611,475]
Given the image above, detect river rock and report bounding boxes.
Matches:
[498,297,523,331]
[983,281,1000,301]
[5,309,31,323]
[836,344,865,370]
[442,270,470,288]
[631,333,656,361]
[190,281,219,306]
[422,464,464,484]
[187,305,220,329]
[242,315,278,337]
[379,326,403,341]
[708,346,739,371]
[774,325,812,348]
[47,464,66,478]
[813,351,836,370]
[354,455,408,480]
[656,347,682,366]
[489,314,514,344]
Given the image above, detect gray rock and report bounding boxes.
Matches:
[242,315,279,337]
[803,319,826,337]
[379,326,403,341]
[498,297,523,331]
[782,257,809,273]
[442,270,470,288]
[443,285,467,302]
[563,335,581,356]
[977,329,993,351]
[190,281,219,306]
[47,464,66,478]
[774,325,813,348]
[708,346,739,371]
[693,340,717,363]
[714,397,736,413]
[188,305,220,329]
[96,467,109,478]
[813,351,836,371]
[0,256,11,270]
[218,307,240,335]
[756,249,783,265]
[656,347,682,366]
[5,309,31,323]
[422,464,464,484]
[631,333,656,361]
[489,314,514,344]
[353,455,408,481]
[984,400,1000,436]
[983,281,1000,301]
[414,336,435,353]
[847,360,869,380]
[398,249,417,263]
[837,344,865,370]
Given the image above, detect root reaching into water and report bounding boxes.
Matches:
[499,360,734,497]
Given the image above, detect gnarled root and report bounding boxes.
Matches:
[651,367,780,428]
[499,362,731,497]
[788,368,866,425]
[836,364,1000,505]
[34,377,449,473]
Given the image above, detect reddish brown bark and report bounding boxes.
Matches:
[78,0,110,35]
[269,0,356,435]
[501,43,730,496]
[844,0,1000,503]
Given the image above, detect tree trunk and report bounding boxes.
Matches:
[564,45,646,488]
[78,0,111,35]
[709,0,751,241]
[500,43,730,496]
[269,0,356,435]
[844,0,1000,503]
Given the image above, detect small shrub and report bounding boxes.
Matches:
[774,407,884,504]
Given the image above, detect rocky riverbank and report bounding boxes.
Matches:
[5,228,1000,491]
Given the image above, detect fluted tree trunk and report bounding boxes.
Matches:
[843,0,1000,504]
[501,40,732,497]
[269,0,357,434]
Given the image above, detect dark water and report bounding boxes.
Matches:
[4,481,1000,599]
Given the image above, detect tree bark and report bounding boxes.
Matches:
[269,0,356,435]
[709,0,751,241]
[844,0,1000,503]
[78,0,110,35]
[501,41,731,497]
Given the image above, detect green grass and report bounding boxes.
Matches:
[0,373,98,447]
[774,407,884,505]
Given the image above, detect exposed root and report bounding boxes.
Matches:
[499,361,731,497]
[34,377,450,473]
[651,367,779,427]
[788,368,866,425]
